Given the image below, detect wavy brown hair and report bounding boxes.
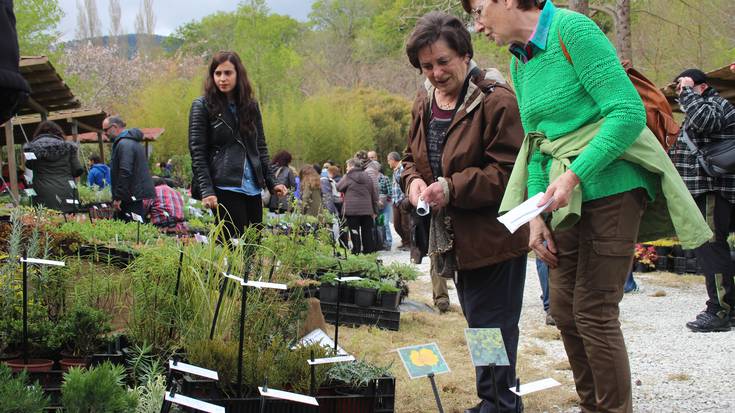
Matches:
[204,51,258,137]
[299,165,321,190]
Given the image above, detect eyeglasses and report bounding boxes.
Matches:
[102,125,115,134]
[470,2,484,21]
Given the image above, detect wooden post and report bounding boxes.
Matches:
[5,122,19,204]
[97,132,105,163]
[71,119,79,142]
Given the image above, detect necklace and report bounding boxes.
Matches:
[435,92,456,110]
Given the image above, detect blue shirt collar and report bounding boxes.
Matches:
[509,0,557,63]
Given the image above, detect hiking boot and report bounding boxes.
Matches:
[686,311,731,332]
[436,299,450,313]
[545,312,556,326]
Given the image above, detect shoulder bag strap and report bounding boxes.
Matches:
[679,129,701,155]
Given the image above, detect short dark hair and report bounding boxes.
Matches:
[460,0,544,13]
[89,154,102,164]
[406,12,473,70]
[107,116,126,128]
[33,120,65,140]
[271,150,292,167]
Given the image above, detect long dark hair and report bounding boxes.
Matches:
[33,120,65,140]
[204,51,258,137]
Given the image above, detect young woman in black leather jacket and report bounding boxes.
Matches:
[188,51,287,239]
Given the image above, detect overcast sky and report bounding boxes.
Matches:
[57,0,315,40]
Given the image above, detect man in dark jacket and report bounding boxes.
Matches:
[103,116,155,222]
[0,0,29,125]
[670,68,735,332]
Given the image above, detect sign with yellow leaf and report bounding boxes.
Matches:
[396,343,450,379]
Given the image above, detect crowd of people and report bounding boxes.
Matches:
[4,1,735,412]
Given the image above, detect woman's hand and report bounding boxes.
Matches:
[202,195,218,209]
[408,178,428,207]
[538,169,580,212]
[273,184,288,197]
[421,181,448,208]
[529,216,558,268]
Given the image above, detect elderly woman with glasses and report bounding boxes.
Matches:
[464,1,712,412]
[401,12,528,413]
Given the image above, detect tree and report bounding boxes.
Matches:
[14,0,64,55]
[75,0,103,41]
[569,0,589,15]
[614,0,632,62]
[135,0,157,56]
[108,0,127,57]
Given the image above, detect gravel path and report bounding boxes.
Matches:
[378,237,735,413]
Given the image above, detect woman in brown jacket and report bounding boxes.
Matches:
[337,158,379,254]
[402,13,528,413]
[299,165,322,217]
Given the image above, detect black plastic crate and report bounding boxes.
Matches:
[320,302,400,331]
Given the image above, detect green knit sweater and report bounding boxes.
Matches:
[511,8,657,202]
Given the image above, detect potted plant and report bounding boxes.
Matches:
[633,243,657,272]
[378,282,401,310]
[326,359,392,412]
[0,363,48,412]
[62,361,138,412]
[352,279,379,307]
[318,272,339,302]
[56,303,112,371]
[4,296,58,373]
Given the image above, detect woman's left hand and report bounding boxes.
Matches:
[273,184,288,197]
[538,169,580,212]
[421,182,448,208]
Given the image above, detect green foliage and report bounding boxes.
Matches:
[133,373,167,413]
[350,278,380,289]
[56,303,112,357]
[14,0,63,55]
[62,362,138,413]
[0,363,48,413]
[57,220,161,246]
[378,281,400,294]
[326,358,391,389]
[125,343,166,388]
[77,185,112,205]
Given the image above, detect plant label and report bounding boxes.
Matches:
[131,196,137,201]
[168,360,219,381]
[509,378,561,397]
[194,233,209,244]
[24,188,37,197]
[307,355,355,365]
[101,203,108,208]
[21,257,65,267]
[165,392,224,413]
[223,272,244,284]
[92,205,99,210]
[66,199,79,205]
[189,198,198,205]
[189,206,203,218]
[24,152,37,160]
[244,280,288,290]
[396,343,450,379]
[294,328,347,355]
[68,180,77,189]
[337,276,362,283]
[259,387,319,406]
[130,212,144,223]
[465,328,509,367]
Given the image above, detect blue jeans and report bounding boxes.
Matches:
[536,258,550,312]
[382,203,392,248]
[624,271,637,293]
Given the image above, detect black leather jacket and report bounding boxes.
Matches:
[188,97,276,199]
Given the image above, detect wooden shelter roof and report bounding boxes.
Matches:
[1,108,107,146]
[663,65,735,112]
[17,56,81,116]
[71,128,164,143]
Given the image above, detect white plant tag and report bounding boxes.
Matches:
[258,387,318,406]
[164,393,224,413]
[168,360,218,380]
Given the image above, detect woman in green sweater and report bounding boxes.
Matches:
[463,1,650,412]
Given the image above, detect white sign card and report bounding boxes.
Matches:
[337,276,362,283]
[24,188,37,196]
[294,328,347,355]
[164,392,224,413]
[307,355,355,366]
[21,258,65,267]
[24,152,37,160]
[258,387,319,406]
[244,280,288,290]
[497,192,554,234]
[130,212,144,223]
[168,360,219,381]
[509,378,561,397]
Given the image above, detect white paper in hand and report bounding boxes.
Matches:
[509,378,560,396]
[497,193,553,234]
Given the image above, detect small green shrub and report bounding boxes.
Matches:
[62,361,138,413]
[0,363,48,413]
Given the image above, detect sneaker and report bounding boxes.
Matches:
[545,312,556,326]
[685,311,731,332]
[436,299,450,313]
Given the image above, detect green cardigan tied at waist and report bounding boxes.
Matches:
[499,119,712,250]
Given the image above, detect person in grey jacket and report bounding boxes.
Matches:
[103,115,155,222]
[23,120,83,212]
[337,158,378,254]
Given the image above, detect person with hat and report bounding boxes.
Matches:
[670,68,735,332]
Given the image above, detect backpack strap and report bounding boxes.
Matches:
[558,30,572,65]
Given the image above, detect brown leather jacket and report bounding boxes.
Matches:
[402,68,529,270]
